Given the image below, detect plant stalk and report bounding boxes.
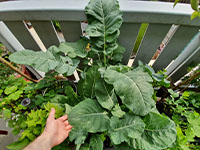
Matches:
[172,71,200,90]
[0,56,38,83]
[76,68,83,73]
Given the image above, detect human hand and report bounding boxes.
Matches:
[43,108,73,148]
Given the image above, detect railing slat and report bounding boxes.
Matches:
[31,21,60,48]
[153,26,199,71]
[166,32,200,76]
[119,23,141,65]
[0,21,23,53]
[59,21,82,42]
[133,24,171,66]
[170,48,200,82]
[5,21,41,51]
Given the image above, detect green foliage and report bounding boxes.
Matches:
[59,39,88,58]
[9,45,82,75]
[85,0,123,65]
[104,67,155,116]
[165,90,200,150]
[89,135,103,150]
[0,45,15,81]
[130,112,176,150]
[109,114,145,145]
[5,0,179,149]
[174,0,200,20]
[68,99,110,133]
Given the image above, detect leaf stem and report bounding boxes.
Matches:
[76,68,83,73]
[0,56,38,83]
[104,54,107,66]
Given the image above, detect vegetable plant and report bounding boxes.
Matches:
[6,0,177,149]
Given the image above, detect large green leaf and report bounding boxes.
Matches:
[109,114,145,145]
[59,39,88,58]
[68,99,110,133]
[85,0,123,55]
[110,43,125,63]
[78,66,101,98]
[95,79,117,110]
[69,128,88,150]
[9,46,60,72]
[89,135,103,150]
[114,143,134,150]
[104,68,155,116]
[129,112,177,150]
[9,46,79,75]
[111,104,125,118]
[50,87,79,107]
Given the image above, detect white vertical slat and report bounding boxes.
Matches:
[133,24,171,66]
[59,21,82,42]
[153,26,199,71]
[118,23,141,65]
[4,21,41,51]
[31,21,60,48]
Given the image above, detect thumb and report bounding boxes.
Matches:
[47,108,55,121]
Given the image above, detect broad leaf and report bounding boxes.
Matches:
[64,86,80,106]
[51,86,80,106]
[78,66,101,98]
[114,142,134,150]
[59,39,88,58]
[9,46,60,72]
[111,104,125,118]
[69,128,88,150]
[9,46,79,75]
[68,99,110,133]
[65,103,72,114]
[4,86,18,95]
[95,79,117,110]
[110,43,125,63]
[109,114,145,145]
[89,135,103,150]
[104,68,155,116]
[191,11,199,20]
[85,0,123,55]
[129,112,177,150]
[55,57,80,75]
[190,0,199,11]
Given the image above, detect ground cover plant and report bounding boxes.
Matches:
[164,90,200,150]
[4,0,200,149]
[0,43,15,81]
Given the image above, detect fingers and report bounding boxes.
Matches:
[64,120,69,126]
[65,125,73,131]
[58,115,68,121]
[47,108,55,121]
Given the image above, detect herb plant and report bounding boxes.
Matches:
[164,90,200,150]
[7,0,177,149]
